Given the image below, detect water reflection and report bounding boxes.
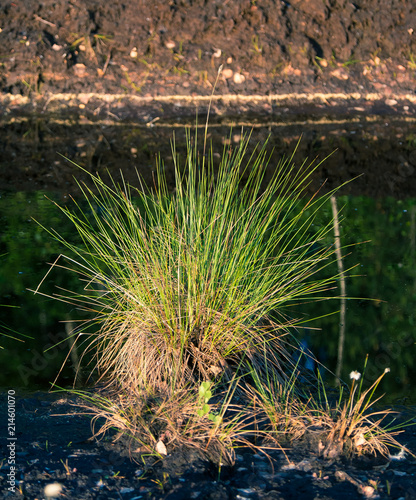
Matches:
[1,115,416,399]
[1,116,416,197]
[0,189,415,402]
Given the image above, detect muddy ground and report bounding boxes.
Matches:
[1,390,416,500]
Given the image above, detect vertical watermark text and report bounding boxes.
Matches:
[6,389,17,493]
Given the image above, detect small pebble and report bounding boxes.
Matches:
[73,63,87,77]
[120,487,135,494]
[233,72,245,84]
[44,483,63,498]
[156,440,167,455]
[222,68,233,79]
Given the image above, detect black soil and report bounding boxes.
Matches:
[1,390,416,499]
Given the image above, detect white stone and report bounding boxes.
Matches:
[233,72,245,84]
[156,440,167,455]
[44,483,63,498]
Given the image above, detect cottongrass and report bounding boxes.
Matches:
[35,131,412,463]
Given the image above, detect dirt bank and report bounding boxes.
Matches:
[0,0,415,121]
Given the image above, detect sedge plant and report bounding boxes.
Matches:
[35,128,359,459]
[311,359,414,459]
[36,132,343,391]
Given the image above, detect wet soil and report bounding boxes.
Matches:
[1,390,416,500]
[3,116,416,198]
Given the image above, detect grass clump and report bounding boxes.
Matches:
[36,130,410,463]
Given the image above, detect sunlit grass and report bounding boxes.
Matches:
[37,132,342,391]
[34,130,412,463]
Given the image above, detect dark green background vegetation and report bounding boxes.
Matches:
[0,190,415,401]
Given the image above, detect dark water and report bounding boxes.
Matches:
[2,114,416,197]
[1,117,416,403]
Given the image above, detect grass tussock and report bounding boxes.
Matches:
[248,359,412,460]
[36,130,412,464]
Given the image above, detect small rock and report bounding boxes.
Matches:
[130,47,138,58]
[331,68,349,80]
[385,99,398,106]
[120,487,135,494]
[156,440,167,455]
[222,68,233,79]
[358,485,375,498]
[73,63,87,77]
[354,432,367,448]
[236,487,257,496]
[165,41,176,49]
[213,48,221,58]
[296,459,313,472]
[44,483,63,499]
[233,72,245,84]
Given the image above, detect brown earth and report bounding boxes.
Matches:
[1,0,416,197]
[0,0,416,121]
